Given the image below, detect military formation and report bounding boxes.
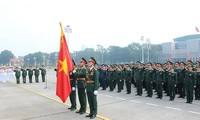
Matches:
[97,60,200,104]
[13,65,46,84]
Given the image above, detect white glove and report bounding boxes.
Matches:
[72,87,76,91]
[94,90,98,95]
[85,89,87,93]
[73,70,76,73]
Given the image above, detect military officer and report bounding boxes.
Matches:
[76,58,87,115]
[107,65,114,91]
[134,61,144,96]
[185,64,196,104]
[68,60,77,111]
[116,65,122,93]
[155,63,165,99]
[125,65,132,94]
[85,57,99,119]
[39,65,46,82]
[177,62,186,98]
[21,66,27,83]
[195,64,200,100]
[27,66,33,83]
[33,66,40,83]
[168,67,177,101]
[145,63,154,97]
[14,67,21,84]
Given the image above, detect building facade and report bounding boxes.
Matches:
[158,34,200,63]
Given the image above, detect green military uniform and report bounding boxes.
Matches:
[116,68,122,93]
[168,71,177,101]
[121,67,126,90]
[85,57,99,119]
[185,70,196,103]
[86,66,99,118]
[40,67,46,82]
[27,68,33,83]
[134,67,144,96]
[112,69,117,90]
[155,69,165,99]
[125,67,132,94]
[21,68,27,83]
[14,69,21,84]
[34,67,40,83]
[68,70,77,111]
[195,70,200,100]
[107,68,113,91]
[145,68,154,97]
[76,64,87,114]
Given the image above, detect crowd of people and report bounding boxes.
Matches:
[64,58,200,119]
[0,65,47,84]
[97,60,200,104]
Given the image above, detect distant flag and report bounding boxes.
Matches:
[56,22,74,103]
[195,26,199,32]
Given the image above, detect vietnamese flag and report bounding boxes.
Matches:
[56,22,74,103]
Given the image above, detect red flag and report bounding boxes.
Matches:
[195,26,199,32]
[56,22,74,103]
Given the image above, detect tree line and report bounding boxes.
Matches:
[0,42,161,66]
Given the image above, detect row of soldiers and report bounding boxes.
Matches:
[97,60,200,104]
[14,65,46,84]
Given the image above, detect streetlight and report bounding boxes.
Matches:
[27,58,30,67]
[97,45,105,64]
[43,55,45,66]
[64,25,72,49]
[33,57,36,66]
[140,36,144,63]
[146,38,151,62]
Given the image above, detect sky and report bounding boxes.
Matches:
[0,0,200,57]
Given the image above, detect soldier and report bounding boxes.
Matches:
[33,66,40,83]
[116,65,122,93]
[99,64,107,90]
[68,60,77,111]
[185,64,196,104]
[39,65,46,82]
[145,63,154,97]
[168,67,177,101]
[108,65,114,91]
[85,57,99,119]
[134,61,144,96]
[27,66,33,83]
[177,62,186,98]
[21,66,27,83]
[14,67,21,84]
[195,62,200,100]
[155,63,165,99]
[125,65,132,94]
[76,58,87,115]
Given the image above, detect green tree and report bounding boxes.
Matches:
[0,50,14,65]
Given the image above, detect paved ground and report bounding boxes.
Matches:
[1,69,200,120]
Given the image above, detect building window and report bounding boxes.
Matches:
[175,42,186,49]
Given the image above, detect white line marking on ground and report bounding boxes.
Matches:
[165,107,182,111]
[188,111,200,115]
[104,95,113,98]
[129,100,141,103]
[116,97,126,100]
[146,103,159,107]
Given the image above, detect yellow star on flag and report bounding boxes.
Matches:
[58,58,68,75]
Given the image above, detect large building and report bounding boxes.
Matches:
[158,34,200,63]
